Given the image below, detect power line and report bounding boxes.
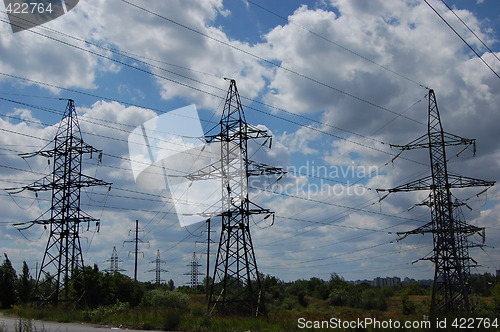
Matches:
[0,108,464,249]
[117,0,428,122]
[0,87,433,208]
[0,23,427,163]
[439,0,500,62]
[423,0,500,79]
[246,0,430,89]
[0,11,434,170]
[0,73,410,168]
[1,5,432,157]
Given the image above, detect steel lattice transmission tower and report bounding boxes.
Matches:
[187,79,284,316]
[184,252,203,288]
[147,250,168,285]
[104,246,125,274]
[380,90,494,316]
[17,99,111,306]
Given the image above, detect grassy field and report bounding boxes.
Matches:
[2,293,499,332]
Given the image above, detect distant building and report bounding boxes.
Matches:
[373,276,401,287]
[349,276,432,287]
[403,277,415,284]
[496,269,500,277]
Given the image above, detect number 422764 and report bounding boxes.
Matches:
[6,2,53,14]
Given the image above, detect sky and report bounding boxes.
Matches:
[0,0,499,286]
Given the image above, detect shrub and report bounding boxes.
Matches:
[359,288,387,311]
[140,289,189,310]
[82,301,130,323]
[401,295,416,315]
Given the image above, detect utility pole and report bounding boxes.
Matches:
[195,219,216,299]
[9,99,111,306]
[147,249,167,285]
[104,246,125,273]
[184,252,204,288]
[378,90,494,317]
[124,220,148,281]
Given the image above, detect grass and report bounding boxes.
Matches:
[8,306,83,324]
[3,295,499,331]
[14,318,48,332]
[0,317,47,332]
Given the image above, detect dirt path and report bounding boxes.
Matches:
[0,314,162,332]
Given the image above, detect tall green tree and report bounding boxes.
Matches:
[0,253,18,308]
[17,261,33,303]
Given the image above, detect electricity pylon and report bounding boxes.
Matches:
[147,249,167,285]
[184,252,203,288]
[186,79,284,316]
[13,99,111,306]
[104,246,125,273]
[379,90,494,316]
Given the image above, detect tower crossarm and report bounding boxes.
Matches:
[184,160,222,181]
[382,174,494,193]
[17,175,111,192]
[384,175,433,192]
[396,221,433,239]
[390,133,429,150]
[77,175,112,188]
[390,133,475,151]
[247,160,285,177]
[447,174,495,188]
[21,144,102,159]
[206,125,273,143]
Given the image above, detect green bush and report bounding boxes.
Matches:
[359,288,387,311]
[82,301,130,323]
[401,294,416,315]
[140,289,189,310]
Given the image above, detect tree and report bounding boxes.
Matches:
[492,283,500,315]
[17,261,33,303]
[0,254,18,308]
[401,294,416,315]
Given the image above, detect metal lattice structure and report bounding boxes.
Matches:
[382,90,494,316]
[208,79,284,316]
[16,99,111,306]
[184,252,203,288]
[104,246,125,273]
[147,250,167,285]
[186,79,284,316]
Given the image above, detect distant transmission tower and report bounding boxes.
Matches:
[379,90,494,316]
[184,252,204,288]
[12,99,111,306]
[147,249,168,285]
[104,246,125,273]
[194,78,284,316]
